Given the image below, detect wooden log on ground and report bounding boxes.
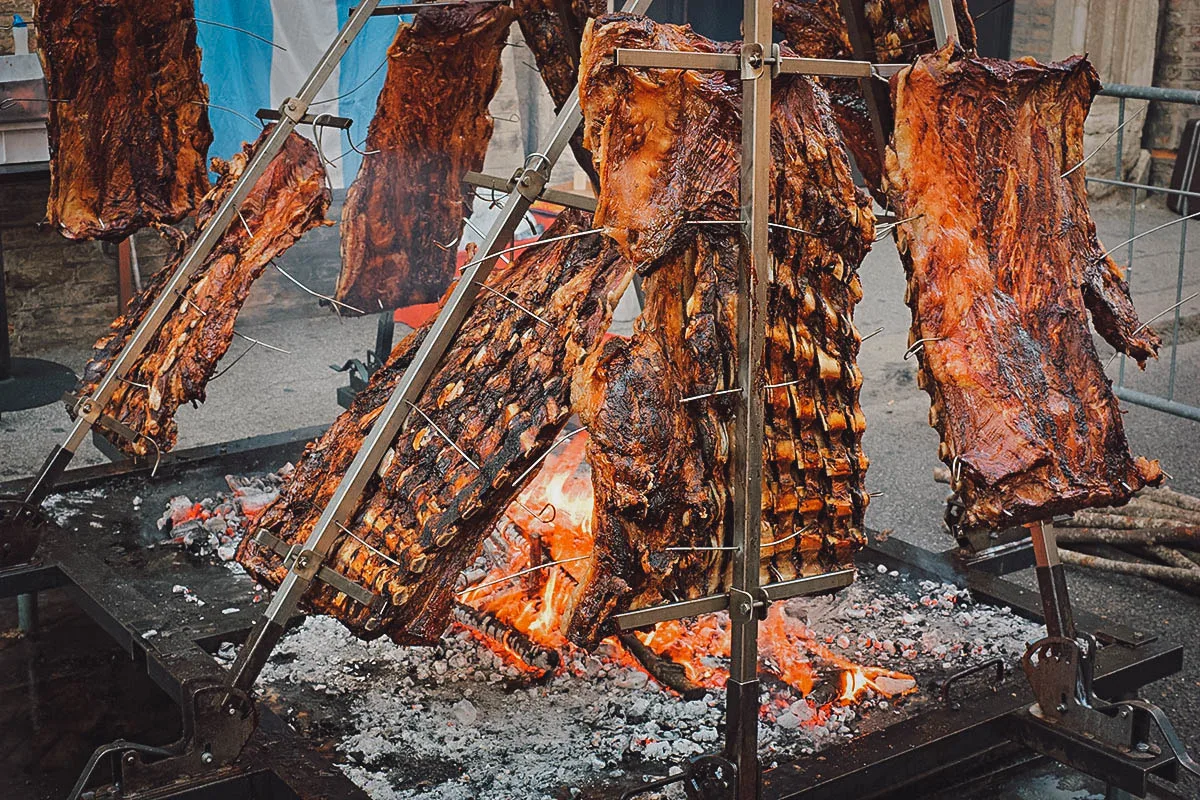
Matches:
[1056,512,1200,534]
[1143,487,1200,514]
[1138,544,1200,571]
[1059,548,1200,588]
[1054,527,1200,546]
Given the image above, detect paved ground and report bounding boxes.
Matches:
[1,195,1197,797]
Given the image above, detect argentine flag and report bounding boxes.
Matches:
[194,1,402,191]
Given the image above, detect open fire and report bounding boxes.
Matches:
[456,429,917,718]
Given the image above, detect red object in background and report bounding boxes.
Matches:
[391,205,563,329]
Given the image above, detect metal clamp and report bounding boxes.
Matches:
[280,96,308,124]
[253,530,386,612]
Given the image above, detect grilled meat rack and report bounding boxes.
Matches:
[1,1,1198,798]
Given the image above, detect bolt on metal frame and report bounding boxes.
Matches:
[9,1,929,796]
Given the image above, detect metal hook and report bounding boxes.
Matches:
[904,336,943,360]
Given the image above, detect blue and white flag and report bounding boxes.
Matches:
[194,1,400,190]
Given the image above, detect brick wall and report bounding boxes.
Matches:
[1,169,345,355]
[1009,0,1055,61]
[0,1,36,55]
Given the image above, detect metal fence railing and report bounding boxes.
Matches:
[1094,83,1200,423]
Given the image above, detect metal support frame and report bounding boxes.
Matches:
[227,0,657,696]
[11,0,389,511]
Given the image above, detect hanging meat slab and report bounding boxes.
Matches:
[35,0,213,241]
[563,14,875,646]
[886,49,1162,533]
[772,0,976,193]
[335,3,516,312]
[513,0,605,187]
[238,211,632,644]
[72,129,330,457]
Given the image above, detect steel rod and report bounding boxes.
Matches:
[19,0,387,508]
[228,0,655,695]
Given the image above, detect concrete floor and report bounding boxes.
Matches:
[1,195,1197,797]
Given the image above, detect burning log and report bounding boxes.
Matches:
[452,602,560,676]
[618,634,706,700]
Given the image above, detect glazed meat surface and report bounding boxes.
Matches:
[513,0,605,186]
[773,0,975,193]
[563,15,874,646]
[73,130,330,456]
[239,211,632,643]
[886,49,1161,533]
[336,4,516,312]
[36,0,213,240]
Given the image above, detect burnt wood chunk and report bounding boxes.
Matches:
[71,130,330,457]
[336,4,516,311]
[886,49,1162,533]
[239,210,632,644]
[562,15,874,647]
[35,0,214,240]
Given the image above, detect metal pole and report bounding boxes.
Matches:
[229,0,656,694]
[17,0,387,508]
[928,0,959,48]
[724,1,771,797]
[1028,521,1075,640]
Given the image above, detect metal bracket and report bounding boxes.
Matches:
[253,530,386,612]
[280,96,308,124]
[620,753,737,800]
[67,680,257,800]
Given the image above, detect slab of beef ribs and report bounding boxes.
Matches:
[562,14,874,647]
[336,3,516,312]
[238,211,632,643]
[513,0,605,187]
[72,129,330,457]
[772,0,976,193]
[886,48,1162,534]
[35,0,213,241]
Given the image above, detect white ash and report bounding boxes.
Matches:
[42,488,106,527]
[156,465,292,563]
[221,563,1042,800]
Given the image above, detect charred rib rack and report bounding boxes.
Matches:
[513,0,605,186]
[239,211,632,644]
[562,15,874,646]
[772,0,976,192]
[35,0,214,241]
[72,130,330,457]
[336,3,516,312]
[886,49,1162,533]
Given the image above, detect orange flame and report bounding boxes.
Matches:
[457,429,917,718]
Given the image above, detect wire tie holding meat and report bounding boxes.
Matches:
[1099,209,1200,261]
[270,260,366,315]
[405,401,481,471]
[473,282,552,328]
[195,19,287,52]
[680,387,743,404]
[334,520,403,568]
[175,288,292,353]
[458,228,604,276]
[117,376,150,390]
[433,231,463,252]
[136,434,163,478]
[1062,105,1147,178]
[1105,290,1200,368]
[456,555,593,598]
[664,544,738,552]
[688,219,745,227]
[758,525,814,551]
[861,326,885,343]
[190,100,262,131]
[494,112,521,124]
[768,222,816,236]
[874,214,923,241]
[904,336,943,360]
[462,218,509,263]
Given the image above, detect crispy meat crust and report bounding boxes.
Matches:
[35,0,213,240]
[886,49,1161,532]
[336,4,516,311]
[239,211,632,644]
[72,130,330,456]
[563,15,874,646]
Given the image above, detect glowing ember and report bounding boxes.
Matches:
[457,428,916,718]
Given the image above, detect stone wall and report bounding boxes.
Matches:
[0,1,36,55]
[1010,0,1056,62]
[1147,0,1200,186]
